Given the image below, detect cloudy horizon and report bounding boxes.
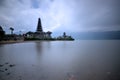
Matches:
[0,0,120,34]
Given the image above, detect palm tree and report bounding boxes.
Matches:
[10,27,14,34]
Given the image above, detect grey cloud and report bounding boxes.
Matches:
[0,0,120,34]
[70,0,120,31]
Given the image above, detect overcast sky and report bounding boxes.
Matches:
[0,0,120,34]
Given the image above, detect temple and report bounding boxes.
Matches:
[24,17,74,40]
[36,18,43,32]
[25,18,52,40]
[0,17,74,41]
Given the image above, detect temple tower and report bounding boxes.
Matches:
[36,18,43,32]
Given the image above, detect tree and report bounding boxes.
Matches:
[10,27,14,34]
[0,26,5,40]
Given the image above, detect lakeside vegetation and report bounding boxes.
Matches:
[24,37,74,41]
[0,26,75,44]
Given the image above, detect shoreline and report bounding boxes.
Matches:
[0,40,74,44]
[0,40,24,44]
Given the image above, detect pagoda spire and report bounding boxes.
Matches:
[36,18,43,32]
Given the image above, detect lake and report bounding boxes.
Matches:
[0,40,120,80]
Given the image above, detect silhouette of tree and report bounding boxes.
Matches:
[10,27,14,34]
[0,26,5,40]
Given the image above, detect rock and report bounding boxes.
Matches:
[6,73,10,75]
[9,64,15,67]
[0,70,4,72]
[0,64,3,67]
[5,68,8,71]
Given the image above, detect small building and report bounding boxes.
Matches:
[57,32,74,40]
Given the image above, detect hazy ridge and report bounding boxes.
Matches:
[72,31,120,40]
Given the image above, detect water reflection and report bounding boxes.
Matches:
[35,41,51,54]
[0,40,120,80]
[35,41,43,54]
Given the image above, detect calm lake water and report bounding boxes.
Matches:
[0,40,120,80]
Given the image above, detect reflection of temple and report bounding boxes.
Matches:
[26,18,52,39]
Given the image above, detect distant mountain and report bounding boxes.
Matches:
[72,31,120,40]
